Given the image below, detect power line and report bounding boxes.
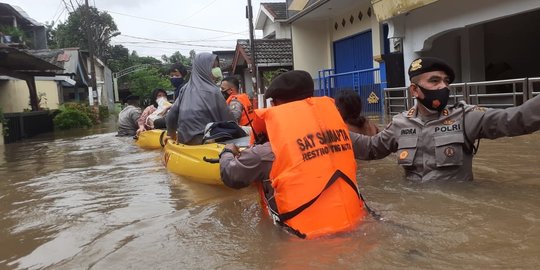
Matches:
[185,30,248,42]
[111,42,234,50]
[52,5,67,26]
[118,34,235,49]
[49,0,64,23]
[180,0,218,23]
[117,39,238,44]
[101,8,240,34]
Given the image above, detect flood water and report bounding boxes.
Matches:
[1,120,539,269]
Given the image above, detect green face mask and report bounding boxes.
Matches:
[212,67,223,83]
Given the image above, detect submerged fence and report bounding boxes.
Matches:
[2,111,56,144]
[384,78,539,116]
[317,68,539,119]
[317,67,386,117]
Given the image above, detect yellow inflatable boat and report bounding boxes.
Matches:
[162,133,251,185]
[135,129,166,149]
[161,122,252,185]
[162,141,224,185]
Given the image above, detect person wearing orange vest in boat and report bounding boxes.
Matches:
[219,70,371,239]
[220,76,255,126]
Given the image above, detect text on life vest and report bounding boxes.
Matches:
[296,129,351,161]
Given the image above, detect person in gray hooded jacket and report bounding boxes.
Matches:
[166,53,234,145]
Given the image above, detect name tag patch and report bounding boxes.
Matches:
[400,128,417,135]
[435,124,461,133]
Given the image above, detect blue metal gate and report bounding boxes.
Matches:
[325,30,385,115]
[333,30,373,96]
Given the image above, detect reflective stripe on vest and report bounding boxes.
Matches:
[227,93,255,126]
[254,96,367,239]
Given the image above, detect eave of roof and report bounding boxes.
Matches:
[0,45,63,78]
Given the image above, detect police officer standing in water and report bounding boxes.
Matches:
[220,58,540,187]
[351,57,540,182]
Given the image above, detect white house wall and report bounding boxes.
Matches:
[291,4,383,78]
[331,5,382,69]
[262,20,291,39]
[395,0,540,83]
[291,20,332,77]
[0,80,60,113]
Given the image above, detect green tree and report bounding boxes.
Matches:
[109,49,165,93]
[128,68,172,100]
[161,51,191,66]
[53,5,118,60]
[106,44,130,72]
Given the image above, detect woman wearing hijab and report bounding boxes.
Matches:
[166,52,234,145]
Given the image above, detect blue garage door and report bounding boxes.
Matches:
[333,30,373,94]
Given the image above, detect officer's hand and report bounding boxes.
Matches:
[224,143,240,156]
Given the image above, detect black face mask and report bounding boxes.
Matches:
[170,77,184,88]
[416,85,450,112]
[222,91,231,100]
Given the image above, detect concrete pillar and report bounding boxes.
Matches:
[402,38,420,86]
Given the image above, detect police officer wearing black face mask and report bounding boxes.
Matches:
[349,57,540,182]
[168,63,188,100]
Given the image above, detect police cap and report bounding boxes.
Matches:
[408,57,455,84]
[264,70,314,101]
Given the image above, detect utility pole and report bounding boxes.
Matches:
[247,0,262,108]
[85,0,98,106]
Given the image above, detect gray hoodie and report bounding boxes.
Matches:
[166,53,234,144]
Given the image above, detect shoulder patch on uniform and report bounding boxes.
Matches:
[442,109,449,116]
[399,150,409,160]
[443,119,455,125]
[406,108,415,117]
[472,106,487,112]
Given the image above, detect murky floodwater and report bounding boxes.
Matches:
[1,120,539,269]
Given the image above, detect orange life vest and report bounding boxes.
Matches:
[252,96,367,239]
[226,93,255,126]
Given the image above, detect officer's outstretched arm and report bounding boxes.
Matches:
[469,94,540,140]
[350,126,397,160]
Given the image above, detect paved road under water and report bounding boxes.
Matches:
[0,122,539,269]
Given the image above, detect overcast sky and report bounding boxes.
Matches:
[6,0,269,59]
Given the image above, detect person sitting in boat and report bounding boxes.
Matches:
[220,76,255,126]
[165,52,234,145]
[169,62,188,101]
[219,70,370,239]
[136,88,171,136]
[117,95,141,137]
[335,89,380,136]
